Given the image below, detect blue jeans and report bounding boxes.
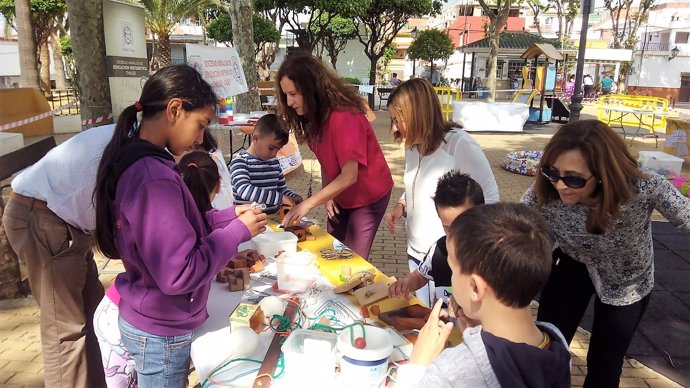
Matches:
[119,317,193,388]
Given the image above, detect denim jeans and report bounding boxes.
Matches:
[119,317,193,388]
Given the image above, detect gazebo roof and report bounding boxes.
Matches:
[521,43,564,61]
[461,32,576,52]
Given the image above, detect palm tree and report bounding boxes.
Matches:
[140,0,218,69]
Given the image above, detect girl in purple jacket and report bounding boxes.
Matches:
[94,65,267,388]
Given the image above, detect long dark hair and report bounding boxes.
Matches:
[534,120,647,233]
[179,151,220,213]
[94,65,218,260]
[275,54,366,143]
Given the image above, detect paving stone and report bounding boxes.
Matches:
[0,370,16,384]
[654,250,690,270]
[633,355,688,387]
[655,269,690,292]
[5,371,43,386]
[0,349,41,362]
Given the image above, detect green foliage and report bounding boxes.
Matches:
[207,13,280,46]
[342,76,361,84]
[0,0,65,20]
[140,0,216,37]
[207,13,233,43]
[59,34,71,55]
[253,13,281,45]
[407,29,454,63]
[379,42,396,72]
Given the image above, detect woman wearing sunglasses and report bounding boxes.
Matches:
[522,120,690,388]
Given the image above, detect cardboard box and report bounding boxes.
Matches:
[229,303,264,333]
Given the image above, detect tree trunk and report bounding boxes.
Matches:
[330,54,337,71]
[39,40,51,94]
[486,29,500,102]
[256,42,278,81]
[15,0,40,88]
[0,206,25,300]
[229,0,261,113]
[66,0,112,126]
[367,56,378,108]
[50,29,68,90]
[155,33,172,68]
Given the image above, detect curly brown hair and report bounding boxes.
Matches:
[534,120,647,233]
[275,54,366,143]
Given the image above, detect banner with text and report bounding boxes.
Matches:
[185,44,248,97]
[103,0,147,119]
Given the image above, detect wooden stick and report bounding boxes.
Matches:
[252,298,298,388]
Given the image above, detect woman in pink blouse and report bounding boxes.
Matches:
[276,54,393,260]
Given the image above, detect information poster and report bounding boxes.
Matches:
[103,0,148,119]
[185,44,248,97]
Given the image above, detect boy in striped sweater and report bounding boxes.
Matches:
[230,114,302,214]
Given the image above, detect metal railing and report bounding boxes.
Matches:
[48,88,80,116]
[635,42,670,51]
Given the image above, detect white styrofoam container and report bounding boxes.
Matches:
[638,151,684,177]
[281,329,338,387]
[252,231,298,258]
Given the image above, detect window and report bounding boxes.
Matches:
[676,32,689,44]
[485,59,505,78]
[507,60,524,76]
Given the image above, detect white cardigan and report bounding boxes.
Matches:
[402,128,500,260]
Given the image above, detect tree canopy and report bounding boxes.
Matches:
[207,12,280,53]
[408,29,454,64]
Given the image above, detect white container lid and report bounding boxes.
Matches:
[281,329,337,355]
[337,326,393,361]
[638,151,684,162]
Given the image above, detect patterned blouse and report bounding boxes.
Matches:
[522,170,690,306]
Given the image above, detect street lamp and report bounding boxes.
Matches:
[411,27,418,78]
[669,46,680,61]
[568,0,592,122]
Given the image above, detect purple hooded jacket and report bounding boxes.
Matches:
[113,155,250,336]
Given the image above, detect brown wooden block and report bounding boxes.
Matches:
[353,276,397,306]
[227,258,248,269]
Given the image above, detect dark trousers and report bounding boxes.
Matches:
[537,249,650,388]
[584,85,593,98]
[327,191,391,261]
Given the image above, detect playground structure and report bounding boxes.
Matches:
[516,43,571,124]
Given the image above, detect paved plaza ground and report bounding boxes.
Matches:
[0,103,688,387]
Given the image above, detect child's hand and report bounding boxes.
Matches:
[237,208,268,237]
[410,299,454,366]
[281,201,311,228]
[282,195,297,207]
[448,297,479,331]
[234,204,255,217]
[388,278,413,299]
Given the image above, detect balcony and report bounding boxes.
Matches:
[635,42,670,51]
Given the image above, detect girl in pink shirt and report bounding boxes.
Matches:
[276,54,393,260]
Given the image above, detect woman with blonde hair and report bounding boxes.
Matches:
[522,120,690,388]
[384,78,499,306]
[277,54,393,260]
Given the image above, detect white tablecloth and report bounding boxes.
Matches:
[190,243,364,387]
[452,101,529,133]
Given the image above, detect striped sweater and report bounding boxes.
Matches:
[230,150,299,214]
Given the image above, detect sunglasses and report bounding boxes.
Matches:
[540,166,594,189]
